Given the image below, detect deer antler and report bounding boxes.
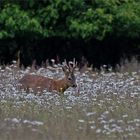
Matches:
[63,59,77,72]
[73,58,77,69]
[63,59,69,69]
[68,58,77,72]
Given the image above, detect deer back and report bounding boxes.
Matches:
[19,74,54,92]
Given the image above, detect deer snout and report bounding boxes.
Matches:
[72,84,77,88]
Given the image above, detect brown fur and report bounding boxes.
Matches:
[19,60,77,94]
[19,74,71,93]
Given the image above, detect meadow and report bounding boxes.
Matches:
[0,60,140,140]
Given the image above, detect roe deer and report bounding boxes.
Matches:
[19,59,77,93]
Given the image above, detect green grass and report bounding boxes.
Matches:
[0,95,140,140]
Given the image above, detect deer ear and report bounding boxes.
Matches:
[62,66,68,73]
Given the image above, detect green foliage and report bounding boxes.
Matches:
[0,4,42,39]
[0,0,140,40]
[113,2,140,38]
[69,7,113,40]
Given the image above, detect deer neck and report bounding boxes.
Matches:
[55,78,69,92]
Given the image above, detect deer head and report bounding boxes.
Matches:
[62,59,77,88]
